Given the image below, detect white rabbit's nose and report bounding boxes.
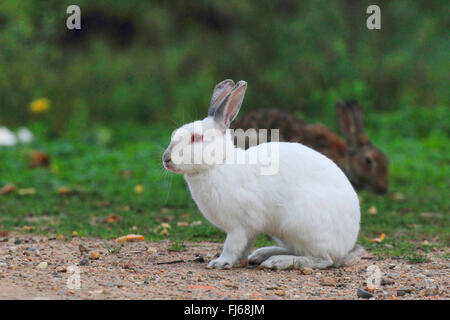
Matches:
[162,151,171,163]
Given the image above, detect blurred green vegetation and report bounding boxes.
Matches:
[0,0,448,134]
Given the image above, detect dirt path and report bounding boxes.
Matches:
[0,232,448,300]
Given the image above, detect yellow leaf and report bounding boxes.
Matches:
[160,222,171,229]
[177,221,189,227]
[72,231,79,237]
[29,98,50,113]
[367,206,378,215]
[161,228,170,237]
[365,233,386,243]
[115,234,144,243]
[134,185,144,193]
[18,188,36,196]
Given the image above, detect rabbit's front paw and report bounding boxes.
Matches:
[207,257,234,269]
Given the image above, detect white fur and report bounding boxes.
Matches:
[163,81,362,269]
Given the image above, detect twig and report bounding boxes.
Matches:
[156,259,185,265]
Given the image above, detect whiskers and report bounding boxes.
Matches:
[149,144,174,206]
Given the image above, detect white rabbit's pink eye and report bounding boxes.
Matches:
[191,134,203,143]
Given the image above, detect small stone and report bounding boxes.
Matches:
[193,255,205,263]
[396,288,412,296]
[274,290,286,296]
[320,277,337,286]
[357,288,373,299]
[88,251,101,260]
[56,266,67,273]
[423,286,439,296]
[381,277,395,286]
[36,262,48,269]
[300,267,313,275]
[79,244,88,253]
[79,258,89,266]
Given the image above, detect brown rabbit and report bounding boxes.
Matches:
[231,100,389,194]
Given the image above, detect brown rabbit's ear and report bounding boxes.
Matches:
[336,100,365,146]
[213,81,247,128]
[208,79,235,117]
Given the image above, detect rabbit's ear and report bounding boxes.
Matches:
[336,100,365,146]
[213,80,247,128]
[208,79,235,117]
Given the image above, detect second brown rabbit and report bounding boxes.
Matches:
[231,100,389,194]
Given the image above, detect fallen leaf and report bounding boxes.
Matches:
[72,231,79,237]
[18,188,36,196]
[160,222,171,229]
[177,222,189,227]
[389,192,405,201]
[22,225,33,231]
[116,234,144,243]
[160,208,169,214]
[161,229,170,237]
[105,215,122,224]
[367,206,378,215]
[29,150,51,168]
[134,185,145,193]
[57,187,73,195]
[96,201,111,208]
[420,212,443,219]
[57,234,64,240]
[180,213,191,220]
[190,221,203,227]
[1,184,17,195]
[365,233,386,243]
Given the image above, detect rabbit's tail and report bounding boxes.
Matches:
[335,244,366,267]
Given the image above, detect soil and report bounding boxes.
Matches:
[0,232,448,300]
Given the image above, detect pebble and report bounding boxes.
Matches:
[88,251,101,260]
[396,288,411,296]
[381,277,394,285]
[301,267,314,275]
[320,277,337,286]
[357,288,373,298]
[79,258,89,266]
[36,262,48,269]
[56,266,67,272]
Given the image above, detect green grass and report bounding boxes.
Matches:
[0,114,449,263]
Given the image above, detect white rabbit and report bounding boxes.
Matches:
[162,79,364,269]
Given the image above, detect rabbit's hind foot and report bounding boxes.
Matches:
[259,255,333,270]
[248,246,294,265]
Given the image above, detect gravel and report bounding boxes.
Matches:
[0,232,448,300]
